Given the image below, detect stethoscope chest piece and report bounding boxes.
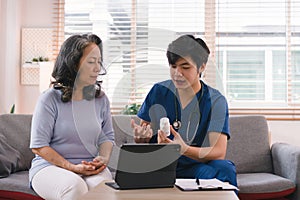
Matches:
[173,120,182,129]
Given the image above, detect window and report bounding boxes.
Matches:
[216,0,300,108]
[226,51,265,101]
[60,0,300,116]
[64,0,206,114]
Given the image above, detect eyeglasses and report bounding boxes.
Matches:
[99,62,107,76]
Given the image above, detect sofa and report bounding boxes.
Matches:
[0,114,299,200]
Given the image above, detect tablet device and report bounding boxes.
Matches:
[106,143,180,190]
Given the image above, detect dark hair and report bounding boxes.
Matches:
[51,34,103,102]
[166,35,210,69]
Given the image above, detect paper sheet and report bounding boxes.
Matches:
[175,178,239,191]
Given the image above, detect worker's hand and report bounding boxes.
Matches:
[158,125,188,154]
[131,119,153,143]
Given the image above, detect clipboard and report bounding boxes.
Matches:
[175,178,238,191]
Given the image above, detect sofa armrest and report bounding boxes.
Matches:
[271,142,300,200]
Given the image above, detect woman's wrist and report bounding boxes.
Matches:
[62,161,74,171]
[95,155,108,165]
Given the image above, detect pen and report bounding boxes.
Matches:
[196,178,200,185]
[198,187,223,190]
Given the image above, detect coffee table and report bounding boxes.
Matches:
[79,181,239,200]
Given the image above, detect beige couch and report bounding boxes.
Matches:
[0,114,299,200]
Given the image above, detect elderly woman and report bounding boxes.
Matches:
[29,34,114,199]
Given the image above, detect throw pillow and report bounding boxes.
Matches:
[0,132,23,178]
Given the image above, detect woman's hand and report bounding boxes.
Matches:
[158,125,188,154]
[80,156,107,175]
[71,156,107,176]
[131,119,153,143]
[70,162,105,176]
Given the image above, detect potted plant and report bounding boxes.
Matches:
[121,103,141,115]
[31,56,50,64]
[10,104,15,114]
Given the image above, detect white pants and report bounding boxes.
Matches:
[31,165,112,200]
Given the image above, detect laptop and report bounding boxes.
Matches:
[105,143,181,190]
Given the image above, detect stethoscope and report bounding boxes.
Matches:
[173,82,204,144]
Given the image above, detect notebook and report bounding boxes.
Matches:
[105,143,181,190]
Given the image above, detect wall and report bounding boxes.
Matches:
[0,1,3,113]
[268,121,300,146]
[0,0,53,114]
[0,0,21,113]
[18,0,54,114]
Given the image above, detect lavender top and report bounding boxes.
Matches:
[29,88,114,182]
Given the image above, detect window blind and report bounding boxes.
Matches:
[290,0,300,104]
[104,0,206,114]
[53,0,65,60]
[64,0,206,114]
[60,0,300,115]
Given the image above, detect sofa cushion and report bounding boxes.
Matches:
[112,115,139,146]
[0,114,34,172]
[0,133,26,177]
[226,116,273,173]
[0,171,40,197]
[237,173,296,199]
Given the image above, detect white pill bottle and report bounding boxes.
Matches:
[160,117,170,136]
